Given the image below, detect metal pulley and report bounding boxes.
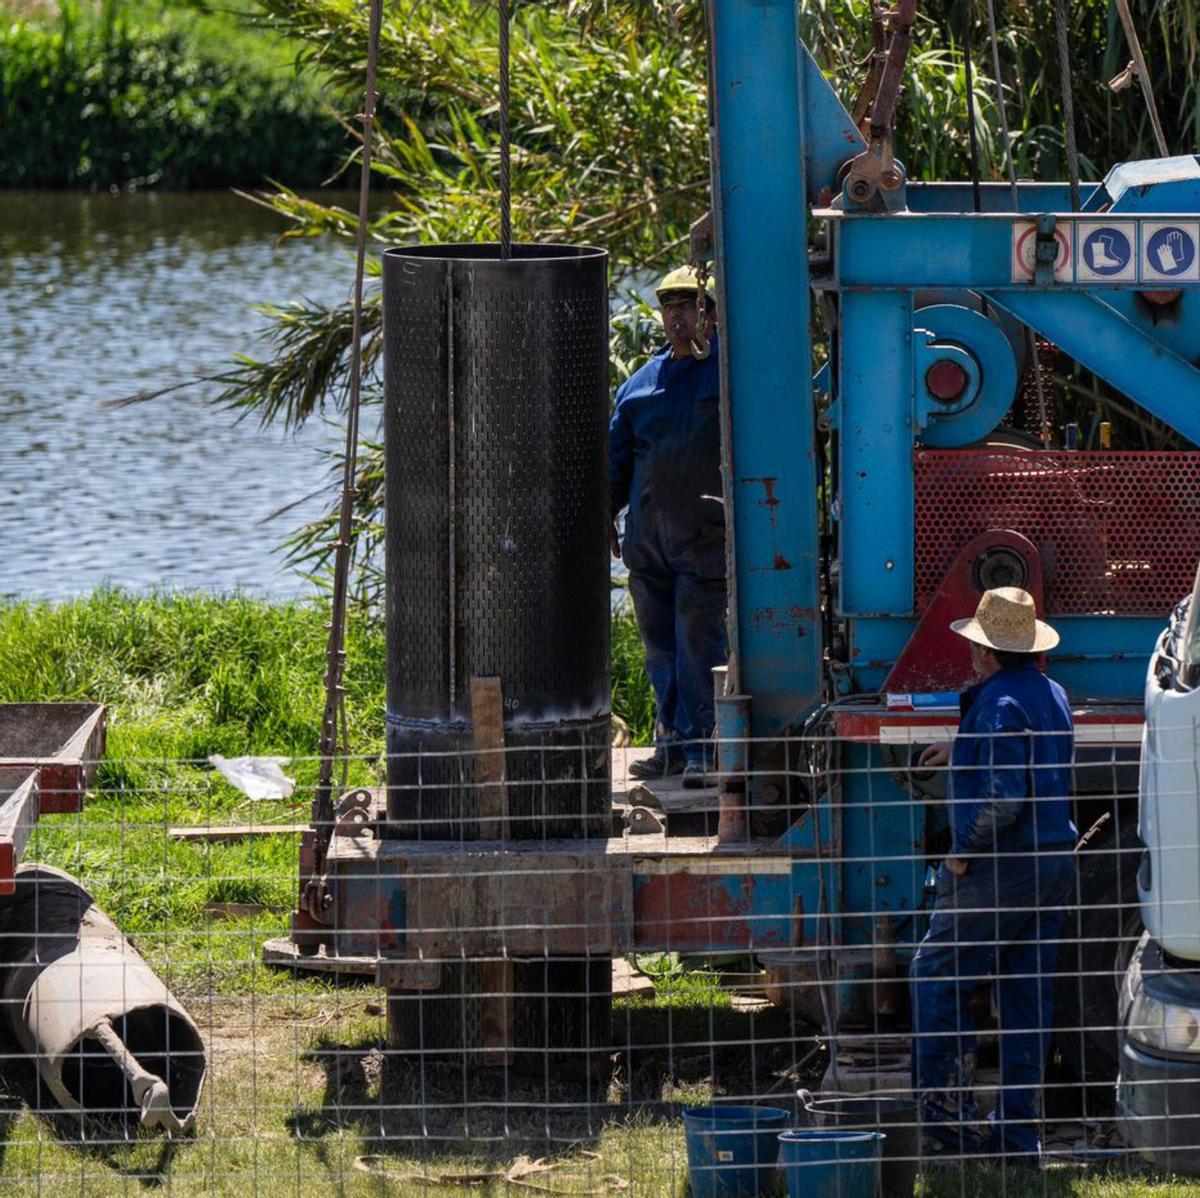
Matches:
[912,303,1020,447]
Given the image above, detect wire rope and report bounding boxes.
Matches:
[499,0,512,259]
[1113,0,1169,157]
[1052,0,1082,211]
[984,0,1052,448]
[305,0,384,914]
[962,9,983,215]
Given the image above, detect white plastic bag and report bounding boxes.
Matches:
[209,755,295,801]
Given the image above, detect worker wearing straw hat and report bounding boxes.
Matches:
[909,587,1077,1162]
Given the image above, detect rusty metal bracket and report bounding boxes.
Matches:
[1034,213,1060,286]
[623,806,666,835]
[334,788,376,838]
[843,0,917,207]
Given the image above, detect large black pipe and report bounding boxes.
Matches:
[382,243,611,841]
[381,243,612,1073]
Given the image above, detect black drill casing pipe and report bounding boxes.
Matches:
[382,243,612,843]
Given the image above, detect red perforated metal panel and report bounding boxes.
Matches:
[914,449,1200,616]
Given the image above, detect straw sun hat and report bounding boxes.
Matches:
[951,586,1060,653]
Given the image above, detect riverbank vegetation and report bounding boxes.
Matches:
[0,0,345,188]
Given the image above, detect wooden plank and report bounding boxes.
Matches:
[405,849,627,956]
[470,676,508,840]
[479,958,514,1066]
[169,823,307,842]
[612,958,655,997]
[261,935,377,977]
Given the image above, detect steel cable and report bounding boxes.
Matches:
[1052,0,1082,212]
[499,0,512,259]
[305,0,384,915]
[962,12,983,215]
[985,0,1052,447]
[1113,0,1169,157]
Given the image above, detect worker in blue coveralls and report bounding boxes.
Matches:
[609,265,726,788]
[910,586,1077,1162]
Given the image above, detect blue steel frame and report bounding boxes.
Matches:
[702,0,1200,1014]
[329,3,1197,1029]
[706,0,830,737]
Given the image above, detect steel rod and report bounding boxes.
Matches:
[308,0,384,903]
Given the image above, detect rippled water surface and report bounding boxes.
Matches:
[0,191,362,599]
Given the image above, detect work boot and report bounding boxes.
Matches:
[627,744,685,780]
[681,761,715,789]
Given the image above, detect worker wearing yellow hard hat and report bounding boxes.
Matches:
[654,264,718,306]
[609,264,725,789]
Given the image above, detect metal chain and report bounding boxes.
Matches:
[499,0,512,259]
[303,0,384,921]
[690,259,712,360]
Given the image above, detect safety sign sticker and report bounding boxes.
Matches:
[1142,222,1200,282]
[1076,221,1138,282]
[1011,221,1072,282]
[1008,218,1200,285]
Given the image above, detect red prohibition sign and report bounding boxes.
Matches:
[1015,225,1071,279]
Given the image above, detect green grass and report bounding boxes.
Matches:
[0,0,345,188]
[0,998,697,1195]
[613,594,655,745]
[1,590,1196,1194]
[0,589,385,993]
[0,589,653,991]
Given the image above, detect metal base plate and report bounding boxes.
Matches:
[261,936,377,977]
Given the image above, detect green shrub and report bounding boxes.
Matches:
[0,1,346,188]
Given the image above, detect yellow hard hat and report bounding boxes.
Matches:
[655,265,717,305]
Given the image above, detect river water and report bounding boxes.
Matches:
[0,191,362,600]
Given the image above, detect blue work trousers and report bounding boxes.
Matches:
[910,851,1075,1158]
[627,563,726,764]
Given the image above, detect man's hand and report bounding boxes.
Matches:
[944,855,969,876]
[608,522,621,559]
[917,741,950,769]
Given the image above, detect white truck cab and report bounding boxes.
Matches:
[1118,564,1200,1170]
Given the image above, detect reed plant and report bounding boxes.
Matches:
[217,0,1198,606]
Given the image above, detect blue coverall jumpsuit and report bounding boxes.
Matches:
[609,339,726,765]
[910,665,1077,1157]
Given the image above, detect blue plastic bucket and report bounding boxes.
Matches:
[777,1129,884,1198]
[682,1105,790,1197]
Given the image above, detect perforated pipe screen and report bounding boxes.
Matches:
[913,449,1200,615]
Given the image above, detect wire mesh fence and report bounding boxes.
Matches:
[0,720,1196,1196]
